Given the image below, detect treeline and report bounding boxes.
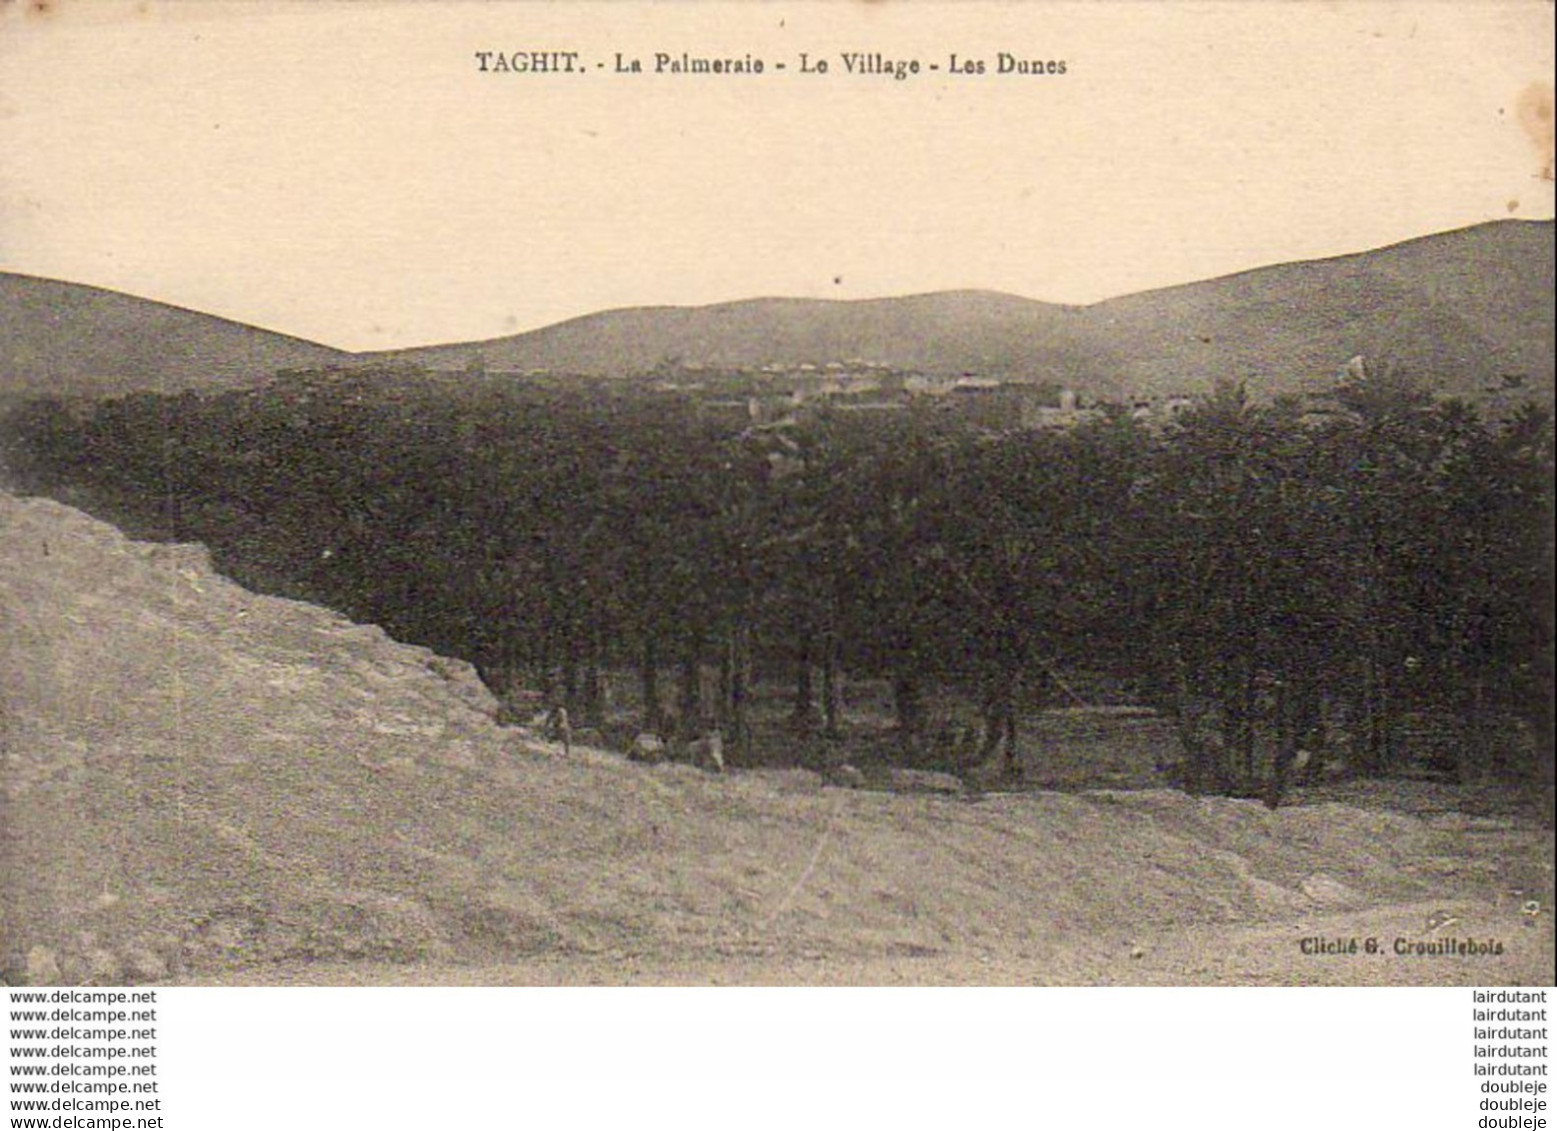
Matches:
[2,364,1551,809]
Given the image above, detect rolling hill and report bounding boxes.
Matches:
[1086,219,1555,403]
[1,219,1550,403]
[0,273,349,397]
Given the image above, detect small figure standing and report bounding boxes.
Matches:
[688,728,724,773]
[547,704,572,755]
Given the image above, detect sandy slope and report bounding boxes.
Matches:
[1,492,1551,986]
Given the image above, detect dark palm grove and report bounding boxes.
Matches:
[2,362,1551,816]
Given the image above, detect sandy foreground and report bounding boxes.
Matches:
[3,491,1551,988]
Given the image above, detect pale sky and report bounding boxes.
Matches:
[1,0,1552,350]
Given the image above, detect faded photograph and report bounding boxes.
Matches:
[0,1,1552,987]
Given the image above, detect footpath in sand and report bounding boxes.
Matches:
[1,491,1551,986]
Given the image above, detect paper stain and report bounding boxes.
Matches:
[2,0,230,27]
[1514,82,1554,183]
[1,0,152,18]
[0,0,162,28]
[0,0,55,17]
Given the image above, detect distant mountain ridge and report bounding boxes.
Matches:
[1,219,1551,403]
[379,288,1127,389]
[370,220,1553,404]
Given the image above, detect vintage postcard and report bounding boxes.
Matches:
[1,0,1552,998]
